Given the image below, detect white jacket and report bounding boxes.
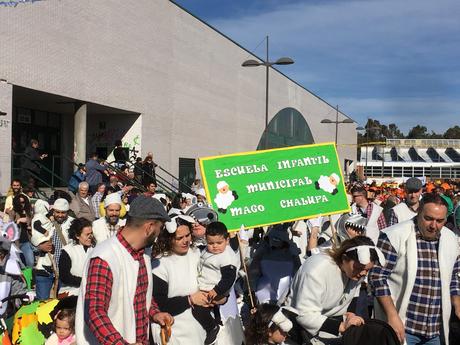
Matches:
[351,202,383,245]
[91,217,125,244]
[373,220,459,345]
[31,215,72,272]
[288,253,361,337]
[392,203,417,224]
[59,243,92,296]
[75,235,152,344]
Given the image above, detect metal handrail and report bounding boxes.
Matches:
[12,153,68,188]
[122,161,179,195]
[111,161,179,195]
[156,164,193,192]
[47,152,188,196]
[104,161,148,193]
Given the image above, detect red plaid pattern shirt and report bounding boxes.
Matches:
[365,201,387,230]
[84,231,159,345]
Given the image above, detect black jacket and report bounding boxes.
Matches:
[22,146,41,174]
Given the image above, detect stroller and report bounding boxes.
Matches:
[0,295,77,345]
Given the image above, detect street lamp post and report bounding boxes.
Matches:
[381,137,387,178]
[356,126,366,179]
[320,106,354,181]
[360,122,382,180]
[320,105,354,144]
[242,36,294,150]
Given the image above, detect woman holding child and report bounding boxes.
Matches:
[152,216,238,345]
[151,215,208,344]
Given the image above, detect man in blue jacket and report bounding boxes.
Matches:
[68,163,86,194]
[85,153,109,194]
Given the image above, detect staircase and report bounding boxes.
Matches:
[12,153,191,200]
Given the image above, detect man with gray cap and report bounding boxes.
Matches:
[76,195,173,345]
[31,198,74,300]
[92,192,124,244]
[387,177,423,226]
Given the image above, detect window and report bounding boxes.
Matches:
[257,108,314,150]
[393,167,402,177]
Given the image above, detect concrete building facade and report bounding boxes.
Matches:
[0,0,357,193]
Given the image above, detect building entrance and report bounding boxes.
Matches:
[12,106,62,186]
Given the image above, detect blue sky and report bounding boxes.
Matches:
[173,0,460,134]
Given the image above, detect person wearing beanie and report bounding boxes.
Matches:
[31,198,74,300]
[387,177,423,226]
[92,192,125,244]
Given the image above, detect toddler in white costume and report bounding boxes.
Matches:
[195,221,238,345]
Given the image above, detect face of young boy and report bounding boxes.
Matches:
[206,234,228,254]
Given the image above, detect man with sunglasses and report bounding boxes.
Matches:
[350,185,387,245]
[387,177,423,227]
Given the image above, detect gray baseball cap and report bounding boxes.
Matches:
[405,177,423,191]
[128,195,171,222]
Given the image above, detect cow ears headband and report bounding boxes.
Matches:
[345,245,386,266]
[268,306,299,333]
[0,221,19,242]
[165,215,196,234]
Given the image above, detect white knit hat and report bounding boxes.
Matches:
[53,198,69,211]
[104,193,122,208]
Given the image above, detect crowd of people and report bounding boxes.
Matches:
[1,144,460,345]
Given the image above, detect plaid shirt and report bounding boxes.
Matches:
[370,221,442,338]
[387,208,399,227]
[85,231,159,345]
[356,201,387,230]
[450,256,460,297]
[51,221,65,267]
[91,192,103,218]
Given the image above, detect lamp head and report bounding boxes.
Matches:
[275,57,294,65]
[242,59,262,67]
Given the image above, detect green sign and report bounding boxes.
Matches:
[199,143,350,231]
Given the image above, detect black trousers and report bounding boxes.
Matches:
[192,305,220,332]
